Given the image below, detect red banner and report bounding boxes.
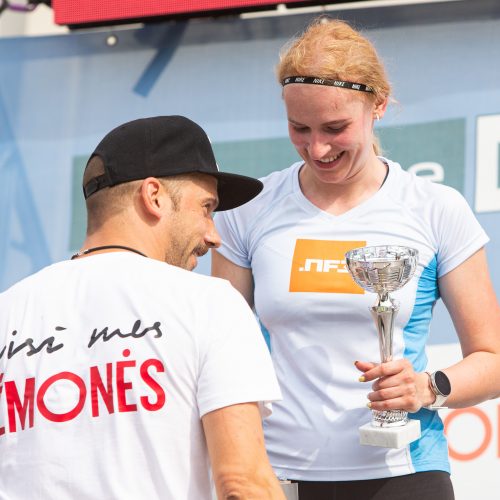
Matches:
[52,0,309,26]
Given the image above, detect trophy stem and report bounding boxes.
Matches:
[370,293,408,427]
[370,294,398,363]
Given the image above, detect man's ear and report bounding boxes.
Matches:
[140,177,165,219]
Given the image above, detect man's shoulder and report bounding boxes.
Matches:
[0,257,232,300]
[0,261,67,300]
[140,258,239,298]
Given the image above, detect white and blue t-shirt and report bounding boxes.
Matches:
[215,159,488,481]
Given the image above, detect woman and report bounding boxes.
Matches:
[212,17,500,500]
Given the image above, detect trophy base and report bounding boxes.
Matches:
[280,481,298,500]
[359,419,421,448]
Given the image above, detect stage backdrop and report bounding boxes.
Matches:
[1,2,500,497]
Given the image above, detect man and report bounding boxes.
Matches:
[0,116,284,500]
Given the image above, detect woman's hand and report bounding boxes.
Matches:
[355,360,434,412]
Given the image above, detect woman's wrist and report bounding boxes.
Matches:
[417,371,437,408]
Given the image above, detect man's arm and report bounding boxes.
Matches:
[202,402,285,500]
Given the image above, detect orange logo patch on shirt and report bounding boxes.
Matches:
[289,239,366,293]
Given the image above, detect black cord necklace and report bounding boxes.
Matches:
[71,245,147,260]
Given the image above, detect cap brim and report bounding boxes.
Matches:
[211,172,263,212]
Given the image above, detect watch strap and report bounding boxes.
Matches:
[426,393,448,409]
[424,371,449,410]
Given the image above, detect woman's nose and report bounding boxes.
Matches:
[307,133,331,159]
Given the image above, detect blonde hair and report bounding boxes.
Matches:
[277,17,391,108]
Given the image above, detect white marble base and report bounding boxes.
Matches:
[359,419,421,448]
[280,481,298,500]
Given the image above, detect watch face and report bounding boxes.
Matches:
[435,370,451,396]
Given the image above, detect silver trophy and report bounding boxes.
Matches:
[345,245,421,448]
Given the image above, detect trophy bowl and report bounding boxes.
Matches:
[345,245,418,296]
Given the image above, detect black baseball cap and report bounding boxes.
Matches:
[83,115,263,211]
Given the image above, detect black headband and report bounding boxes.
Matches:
[282,76,374,94]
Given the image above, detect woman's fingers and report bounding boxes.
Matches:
[357,359,423,412]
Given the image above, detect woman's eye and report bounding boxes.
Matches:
[327,126,346,133]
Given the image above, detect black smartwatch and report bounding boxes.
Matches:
[424,370,451,410]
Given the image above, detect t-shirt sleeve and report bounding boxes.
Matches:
[214,209,251,268]
[196,279,281,418]
[433,187,489,277]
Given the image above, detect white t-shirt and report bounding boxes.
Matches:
[215,159,488,481]
[0,253,281,499]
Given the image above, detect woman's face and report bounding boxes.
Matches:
[284,83,383,187]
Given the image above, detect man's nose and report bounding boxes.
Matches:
[205,219,221,249]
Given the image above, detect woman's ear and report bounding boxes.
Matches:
[374,97,389,120]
